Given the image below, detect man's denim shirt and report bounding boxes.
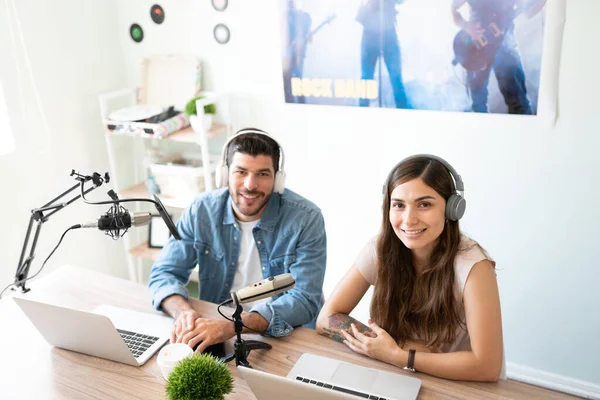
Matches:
[148,188,327,337]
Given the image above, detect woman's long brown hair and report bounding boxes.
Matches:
[371,157,464,348]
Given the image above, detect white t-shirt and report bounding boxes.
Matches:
[355,235,506,379]
[230,220,269,311]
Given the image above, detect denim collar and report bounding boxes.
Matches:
[223,192,281,232]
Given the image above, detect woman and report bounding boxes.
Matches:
[316,155,504,381]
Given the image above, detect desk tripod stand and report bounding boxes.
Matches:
[221,298,271,368]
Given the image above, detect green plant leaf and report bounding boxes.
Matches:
[165,354,233,400]
[184,96,217,116]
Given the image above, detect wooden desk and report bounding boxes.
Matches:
[0,266,579,399]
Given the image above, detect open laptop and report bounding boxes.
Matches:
[240,353,421,400]
[13,297,173,366]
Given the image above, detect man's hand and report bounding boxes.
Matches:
[181,318,236,354]
[161,294,268,353]
[171,309,201,344]
[159,294,200,344]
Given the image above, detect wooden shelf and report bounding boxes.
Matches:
[107,123,227,144]
[119,182,152,199]
[129,241,199,283]
[167,123,227,143]
[129,241,161,260]
[104,102,227,282]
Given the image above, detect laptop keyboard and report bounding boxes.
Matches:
[117,329,159,358]
[295,376,389,400]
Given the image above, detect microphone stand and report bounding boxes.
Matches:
[14,170,107,293]
[222,296,272,368]
[9,169,181,297]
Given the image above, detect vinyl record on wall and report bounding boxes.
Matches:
[130,23,144,43]
[150,4,165,24]
[211,0,228,12]
[213,23,230,44]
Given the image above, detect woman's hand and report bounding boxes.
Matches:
[340,320,401,365]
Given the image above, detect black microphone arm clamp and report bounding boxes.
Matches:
[13,170,109,294]
[222,296,272,368]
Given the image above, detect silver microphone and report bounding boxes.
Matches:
[80,210,152,230]
[231,273,295,305]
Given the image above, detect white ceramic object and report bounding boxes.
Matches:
[189,114,202,132]
[157,343,193,380]
[203,114,213,130]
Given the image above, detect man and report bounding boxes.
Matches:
[149,128,327,354]
[451,0,546,114]
[357,0,408,109]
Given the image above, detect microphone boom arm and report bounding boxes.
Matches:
[12,169,181,296]
[14,171,107,293]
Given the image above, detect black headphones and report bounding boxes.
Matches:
[384,154,466,221]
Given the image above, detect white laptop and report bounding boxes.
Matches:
[13,297,173,366]
[240,353,421,400]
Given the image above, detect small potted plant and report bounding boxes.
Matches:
[165,354,234,400]
[185,95,217,133]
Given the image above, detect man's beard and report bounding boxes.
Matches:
[230,188,272,218]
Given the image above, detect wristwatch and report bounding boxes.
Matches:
[403,349,416,372]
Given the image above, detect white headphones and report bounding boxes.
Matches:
[215,128,287,194]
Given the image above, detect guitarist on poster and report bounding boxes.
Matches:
[451,0,547,114]
[283,1,335,104]
[283,0,313,104]
[357,0,409,109]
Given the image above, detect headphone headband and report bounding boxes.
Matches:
[399,154,464,196]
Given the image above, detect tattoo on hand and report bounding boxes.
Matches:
[320,313,376,343]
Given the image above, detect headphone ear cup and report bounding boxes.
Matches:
[218,165,229,189]
[274,170,286,194]
[445,194,466,221]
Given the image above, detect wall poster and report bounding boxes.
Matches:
[280,0,565,119]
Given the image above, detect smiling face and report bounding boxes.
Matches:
[228,152,275,222]
[389,177,446,265]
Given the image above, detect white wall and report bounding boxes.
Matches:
[113,0,599,392]
[0,0,129,294]
[0,0,597,396]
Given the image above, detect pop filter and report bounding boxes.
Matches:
[152,194,182,241]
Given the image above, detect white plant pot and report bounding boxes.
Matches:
[189,114,215,137]
[189,115,203,133]
[203,114,213,130]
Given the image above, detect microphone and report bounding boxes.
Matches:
[76,194,181,241]
[79,210,152,230]
[76,204,153,239]
[219,274,294,367]
[231,273,295,305]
